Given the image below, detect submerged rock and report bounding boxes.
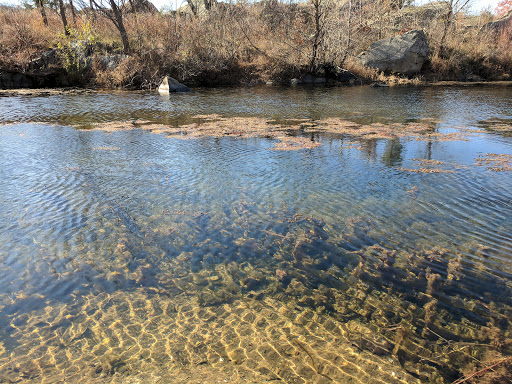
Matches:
[158,76,191,93]
[358,30,429,76]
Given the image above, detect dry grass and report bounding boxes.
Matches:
[1,3,511,87]
[345,58,423,86]
[425,12,512,80]
[0,8,58,69]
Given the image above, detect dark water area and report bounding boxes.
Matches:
[0,85,511,383]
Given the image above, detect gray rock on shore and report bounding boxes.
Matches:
[357,30,430,76]
[158,76,191,93]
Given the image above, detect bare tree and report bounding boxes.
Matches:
[58,0,71,36]
[69,0,77,24]
[439,0,473,54]
[90,0,131,53]
[185,0,198,15]
[309,0,329,73]
[35,0,48,26]
[341,0,353,65]
[203,0,213,11]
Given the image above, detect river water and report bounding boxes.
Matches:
[0,85,511,383]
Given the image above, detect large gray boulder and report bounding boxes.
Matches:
[122,0,158,13]
[481,10,512,35]
[358,30,429,76]
[68,41,94,70]
[158,76,191,93]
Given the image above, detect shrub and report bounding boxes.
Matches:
[56,20,98,81]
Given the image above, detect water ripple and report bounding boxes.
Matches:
[1,88,512,383]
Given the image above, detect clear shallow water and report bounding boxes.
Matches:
[0,86,511,383]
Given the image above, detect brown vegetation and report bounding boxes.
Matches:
[0,1,511,89]
[80,114,485,153]
[474,153,512,172]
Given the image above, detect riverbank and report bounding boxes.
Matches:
[0,88,97,97]
[1,80,512,99]
[1,3,511,91]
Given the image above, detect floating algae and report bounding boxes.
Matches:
[474,153,512,172]
[81,115,481,152]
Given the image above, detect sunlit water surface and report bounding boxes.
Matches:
[0,86,512,383]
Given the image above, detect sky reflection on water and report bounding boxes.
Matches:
[0,85,511,383]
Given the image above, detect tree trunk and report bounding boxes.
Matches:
[186,0,197,16]
[309,0,323,73]
[69,0,77,24]
[341,0,352,65]
[109,0,131,54]
[36,0,48,26]
[58,0,70,36]
[439,0,454,56]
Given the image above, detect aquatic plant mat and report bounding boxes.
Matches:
[1,117,512,384]
[1,205,511,384]
[80,114,508,155]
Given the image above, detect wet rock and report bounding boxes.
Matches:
[302,73,326,84]
[358,30,429,76]
[158,76,191,93]
[0,72,34,89]
[336,68,359,84]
